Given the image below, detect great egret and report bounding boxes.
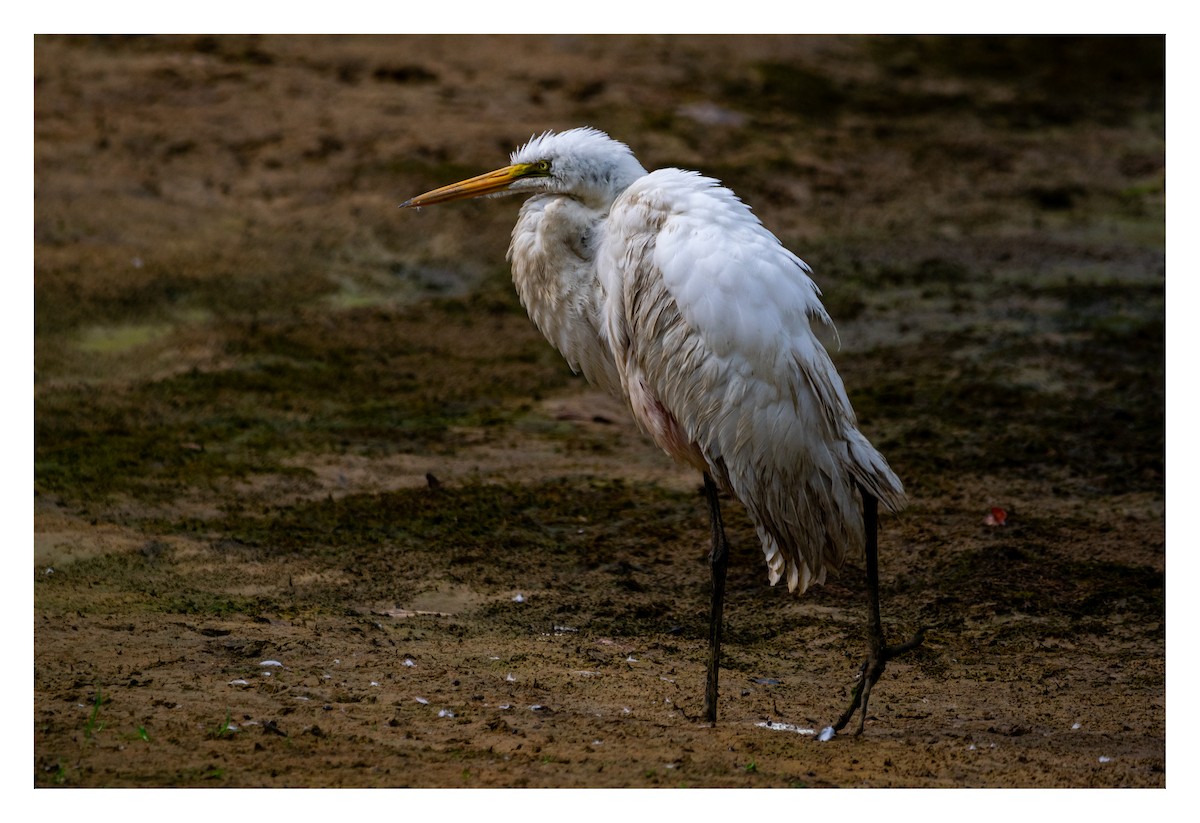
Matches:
[401,127,923,733]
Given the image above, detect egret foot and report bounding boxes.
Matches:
[831,487,926,736]
[833,626,927,735]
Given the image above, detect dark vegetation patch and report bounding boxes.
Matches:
[40,478,712,631]
[840,265,1162,497]
[35,295,569,506]
[724,61,849,119]
[714,36,1163,132]
[372,64,439,84]
[204,478,700,608]
[933,527,1163,630]
[867,35,1164,127]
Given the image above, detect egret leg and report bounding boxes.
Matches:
[833,488,926,735]
[702,473,730,724]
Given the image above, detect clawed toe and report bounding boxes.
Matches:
[832,626,928,735]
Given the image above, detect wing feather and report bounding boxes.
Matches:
[601,169,904,592]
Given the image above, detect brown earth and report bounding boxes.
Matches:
[34,35,1165,788]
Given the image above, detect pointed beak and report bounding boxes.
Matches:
[400,163,539,208]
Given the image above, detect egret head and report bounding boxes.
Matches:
[401,127,647,210]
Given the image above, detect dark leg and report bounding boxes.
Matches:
[833,487,926,735]
[702,472,730,724]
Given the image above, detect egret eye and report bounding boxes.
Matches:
[535,160,552,174]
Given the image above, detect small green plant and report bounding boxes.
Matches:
[743,760,758,773]
[210,710,237,739]
[136,725,150,742]
[83,688,105,741]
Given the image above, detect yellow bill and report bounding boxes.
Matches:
[400,162,544,208]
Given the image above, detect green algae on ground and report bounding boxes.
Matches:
[35,291,573,506]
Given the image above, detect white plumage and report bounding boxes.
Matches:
[401,127,914,728]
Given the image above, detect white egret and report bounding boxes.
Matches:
[401,127,923,732]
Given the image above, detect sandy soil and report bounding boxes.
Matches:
[34,35,1164,788]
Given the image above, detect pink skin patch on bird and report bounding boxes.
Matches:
[628,376,707,473]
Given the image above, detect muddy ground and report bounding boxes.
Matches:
[33,35,1165,788]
